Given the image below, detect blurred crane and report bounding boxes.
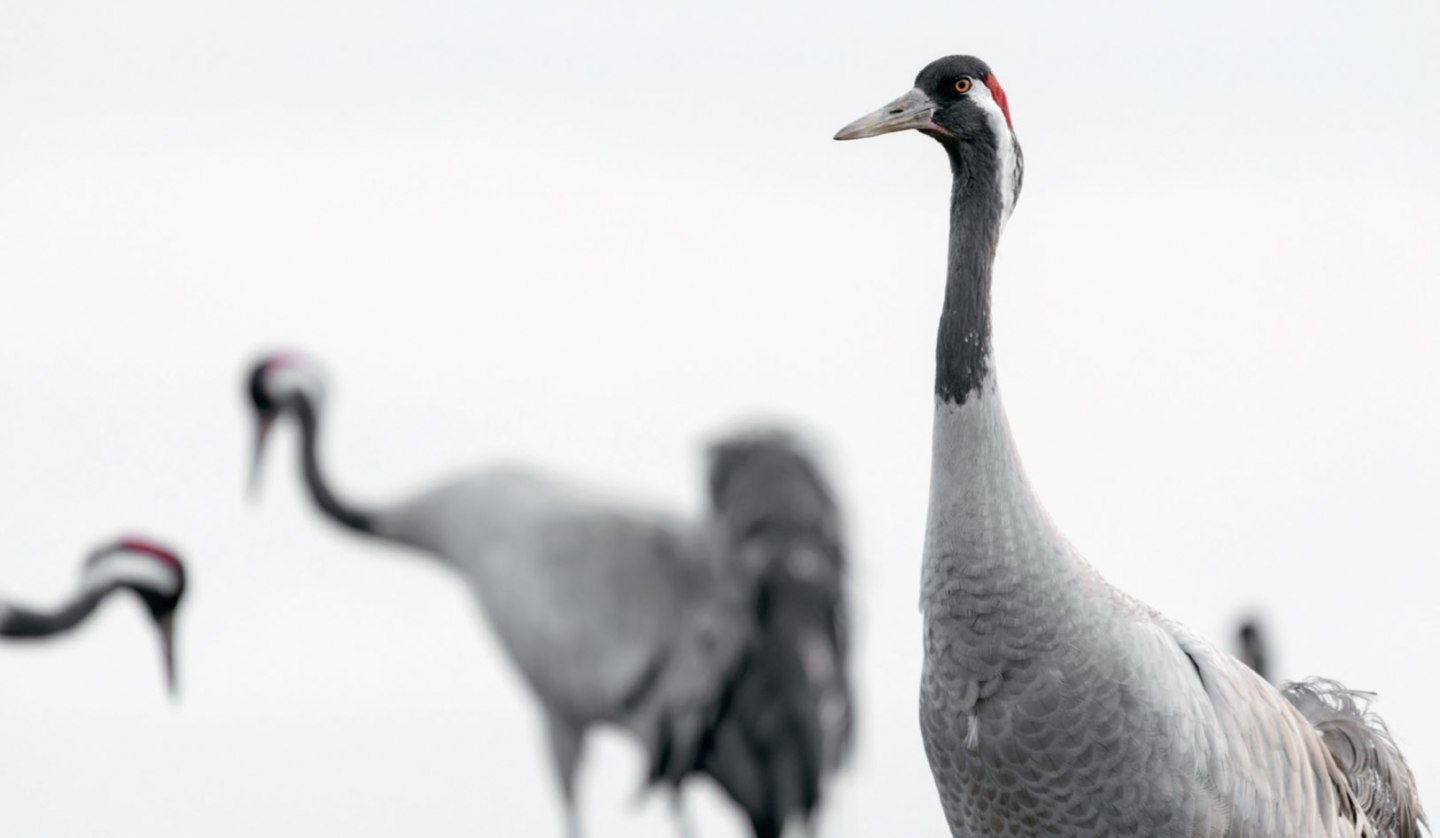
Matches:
[693,431,853,837]
[0,536,186,695]
[1236,617,1271,683]
[837,54,1424,837]
[244,351,851,837]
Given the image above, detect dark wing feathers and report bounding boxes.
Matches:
[684,429,853,834]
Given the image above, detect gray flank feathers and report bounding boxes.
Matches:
[1282,678,1428,838]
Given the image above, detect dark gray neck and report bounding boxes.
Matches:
[935,140,1004,405]
[291,396,376,535]
[0,585,113,639]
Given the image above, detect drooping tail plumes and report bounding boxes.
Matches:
[692,429,854,837]
[1282,678,1428,838]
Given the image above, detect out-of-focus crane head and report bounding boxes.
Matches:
[1237,617,1271,683]
[245,351,324,497]
[84,536,187,697]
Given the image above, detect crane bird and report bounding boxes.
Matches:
[836,56,1424,837]
[0,536,186,695]
[1236,617,1271,682]
[244,351,852,838]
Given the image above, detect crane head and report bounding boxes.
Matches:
[245,351,324,498]
[834,55,1013,145]
[84,536,188,698]
[834,55,1023,228]
[1236,617,1271,682]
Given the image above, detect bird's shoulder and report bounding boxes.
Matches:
[377,466,703,557]
[1127,610,1358,835]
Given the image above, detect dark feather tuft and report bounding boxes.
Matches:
[681,428,854,835]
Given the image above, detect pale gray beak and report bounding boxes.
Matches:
[834,88,941,141]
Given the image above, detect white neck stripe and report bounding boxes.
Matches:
[967,82,1021,226]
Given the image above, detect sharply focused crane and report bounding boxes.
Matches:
[836,54,1424,837]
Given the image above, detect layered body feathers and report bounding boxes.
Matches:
[920,389,1396,836]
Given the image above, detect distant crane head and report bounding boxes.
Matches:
[1237,617,1271,683]
[84,536,187,696]
[245,351,325,497]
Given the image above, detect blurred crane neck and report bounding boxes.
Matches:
[0,585,110,638]
[291,396,376,535]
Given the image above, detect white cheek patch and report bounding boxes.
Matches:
[267,363,326,407]
[84,553,181,598]
[967,82,1022,226]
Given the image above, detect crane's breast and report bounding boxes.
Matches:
[920,602,1364,838]
[920,643,1231,837]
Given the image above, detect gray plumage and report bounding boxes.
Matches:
[837,55,1425,837]
[1231,619,1418,834]
[1284,679,1426,838]
[245,354,851,837]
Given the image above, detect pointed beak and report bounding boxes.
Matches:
[834,88,942,141]
[157,613,178,700]
[248,413,275,499]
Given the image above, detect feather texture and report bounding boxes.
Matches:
[1282,679,1428,838]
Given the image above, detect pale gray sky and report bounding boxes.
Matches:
[1,1,1437,835]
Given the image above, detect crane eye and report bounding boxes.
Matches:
[954,78,973,94]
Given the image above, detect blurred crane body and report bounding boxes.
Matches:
[247,353,850,837]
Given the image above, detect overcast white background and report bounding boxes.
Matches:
[1,1,1437,835]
